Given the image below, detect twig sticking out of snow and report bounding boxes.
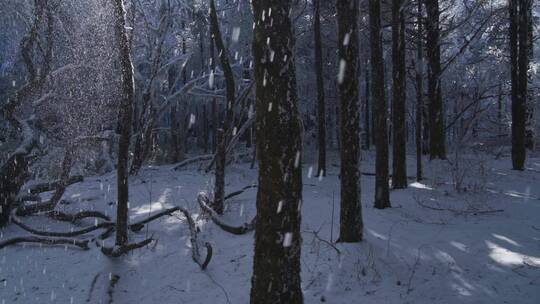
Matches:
[106,274,120,304]
[86,272,101,302]
[303,230,341,255]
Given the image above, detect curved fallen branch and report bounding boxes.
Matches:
[11,213,114,237]
[224,184,257,201]
[47,210,111,223]
[101,238,153,257]
[177,207,213,270]
[197,192,255,235]
[130,207,181,232]
[0,236,90,250]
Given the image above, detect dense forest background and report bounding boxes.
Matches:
[0,0,539,303]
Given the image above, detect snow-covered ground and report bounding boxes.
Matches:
[1,152,540,303]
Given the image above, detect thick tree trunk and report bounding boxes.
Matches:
[369,0,391,209]
[392,0,407,188]
[336,0,363,243]
[415,0,424,181]
[250,1,303,303]
[314,0,326,177]
[111,0,135,247]
[425,0,445,159]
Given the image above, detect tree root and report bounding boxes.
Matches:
[101,238,153,257]
[0,236,89,250]
[197,192,255,235]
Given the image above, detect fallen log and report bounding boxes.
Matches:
[0,236,89,250]
[197,192,255,235]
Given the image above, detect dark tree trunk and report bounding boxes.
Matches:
[250,1,303,303]
[314,0,326,177]
[392,0,407,188]
[511,0,531,169]
[203,104,209,153]
[369,0,391,209]
[210,33,218,154]
[415,0,424,181]
[524,0,534,150]
[0,153,30,226]
[336,0,363,243]
[425,0,445,159]
[209,0,236,214]
[364,64,371,150]
[170,104,180,162]
[111,0,135,247]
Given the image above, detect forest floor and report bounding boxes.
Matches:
[1,150,540,303]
